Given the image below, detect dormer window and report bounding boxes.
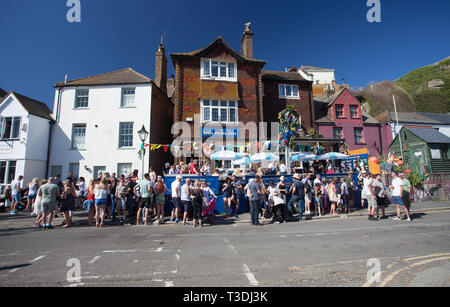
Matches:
[201,59,237,81]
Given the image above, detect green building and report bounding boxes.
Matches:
[389,127,450,176]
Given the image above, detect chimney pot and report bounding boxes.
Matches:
[241,23,254,59]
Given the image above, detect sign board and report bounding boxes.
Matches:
[202,128,239,139]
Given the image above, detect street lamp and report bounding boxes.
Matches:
[138,125,149,178]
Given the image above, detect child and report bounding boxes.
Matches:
[314,183,323,217]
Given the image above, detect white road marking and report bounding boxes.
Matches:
[154,247,163,252]
[102,249,138,254]
[171,270,178,274]
[65,283,85,287]
[242,264,259,286]
[88,256,101,264]
[9,268,20,273]
[30,255,46,263]
[165,280,174,287]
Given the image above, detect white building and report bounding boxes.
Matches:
[48,45,174,181]
[300,66,336,85]
[0,90,53,192]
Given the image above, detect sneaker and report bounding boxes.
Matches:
[175,219,181,224]
[47,225,55,229]
[393,216,401,221]
[169,218,174,223]
[406,218,412,222]
[182,222,187,226]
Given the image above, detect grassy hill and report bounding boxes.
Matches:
[354,57,450,116]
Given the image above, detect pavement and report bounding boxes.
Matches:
[0,200,449,287]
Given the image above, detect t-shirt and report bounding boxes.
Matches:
[94,186,108,200]
[233,180,243,196]
[11,180,21,195]
[29,183,38,195]
[38,183,60,205]
[138,179,152,198]
[363,177,373,198]
[171,180,181,198]
[372,180,385,197]
[341,182,349,195]
[248,180,261,201]
[189,164,199,174]
[293,181,305,198]
[279,164,287,173]
[392,177,403,197]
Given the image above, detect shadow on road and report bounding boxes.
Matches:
[0,263,31,271]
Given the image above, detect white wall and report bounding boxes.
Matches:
[49,84,152,181]
[303,70,335,85]
[390,123,450,139]
[0,94,50,186]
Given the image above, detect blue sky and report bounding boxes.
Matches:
[1,0,449,109]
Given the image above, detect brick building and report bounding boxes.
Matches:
[170,25,314,163]
[315,88,390,156]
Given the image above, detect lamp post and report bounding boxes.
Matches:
[138,125,149,178]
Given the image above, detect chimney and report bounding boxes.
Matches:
[155,44,167,95]
[167,74,175,89]
[241,23,254,59]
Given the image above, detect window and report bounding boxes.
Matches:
[0,117,21,140]
[333,128,343,140]
[75,89,89,108]
[117,163,132,177]
[0,161,17,185]
[201,59,237,81]
[350,105,359,119]
[335,105,344,118]
[69,163,79,181]
[121,88,136,107]
[119,122,134,148]
[279,84,299,98]
[201,100,238,123]
[71,124,86,150]
[50,165,62,178]
[354,128,365,144]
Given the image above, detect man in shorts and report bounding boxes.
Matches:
[135,173,152,225]
[365,174,378,221]
[38,178,61,229]
[400,173,412,217]
[170,175,182,223]
[391,172,411,222]
[180,178,192,226]
[10,175,23,215]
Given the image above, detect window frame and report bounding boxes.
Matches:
[350,105,359,119]
[335,105,345,119]
[354,128,365,145]
[74,89,89,109]
[71,124,87,150]
[0,116,21,140]
[333,127,343,140]
[0,160,17,185]
[201,58,237,82]
[201,100,238,124]
[118,122,134,148]
[121,87,136,108]
[278,84,300,99]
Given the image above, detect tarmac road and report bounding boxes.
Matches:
[0,207,449,287]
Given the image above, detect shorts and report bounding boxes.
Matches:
[224,192,232,199]
[173,197,181,209]
[392,196,403,206]
[139,197,151,209]
[367,197,377,208]
[27,194,36,200]
[95,199,107,207]
[402,192,411,209]
[12,194,20,202]
[41,201,56,213]
[116,198,126,211]
[305,194,311,203]
[376,197,385,207]
[181,200,192,212]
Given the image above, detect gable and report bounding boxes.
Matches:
[0,94,28,117]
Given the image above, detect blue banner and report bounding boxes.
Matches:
[202,127,239,138]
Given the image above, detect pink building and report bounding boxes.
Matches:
[315,88,392,157]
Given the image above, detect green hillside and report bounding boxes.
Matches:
[394,57,450,113]
[354,57,450,117]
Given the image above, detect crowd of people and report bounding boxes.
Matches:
[1,159,413,229]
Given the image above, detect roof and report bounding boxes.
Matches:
[315,115,334,124]
[377,111,441,125]
[405,127,450,144]
[1,91,53,121]
[419,113,450,125]
[55,68,152,87]
[326,88,346,107]
[300,66,335,72]
[362,111,379,124]
[261,71,311,82]
[170,37,266,66]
